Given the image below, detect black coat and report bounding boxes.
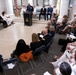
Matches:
[30,41,42,52]
[40,7,46,14]
[42,34,52,45]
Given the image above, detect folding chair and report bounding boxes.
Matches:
[42,39,53,61]
[32,45,45,67]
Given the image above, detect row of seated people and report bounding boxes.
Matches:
[20,3,57,21]
[0,16,55,74]
[50,14,76,74]
[56,13,76,35]
[39,5,53,20]
[10,21,55,62]
[56,13,76,52]
[0,11,14,28]
[50,41,76,75]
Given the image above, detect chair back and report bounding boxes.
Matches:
[44,39,53,53]
[2,58,17,66]
[33,45,45,56]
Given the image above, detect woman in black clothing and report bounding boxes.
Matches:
[30,33,42,56]
[11,39,31,58]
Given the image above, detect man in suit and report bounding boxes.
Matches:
[42,28,52,45]
[42,28,52,53]
[26,3,34,14]
[39,6,46,20]
[47,5,53,20]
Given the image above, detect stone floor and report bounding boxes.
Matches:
[0,17,66,75]
[0,17,48,59]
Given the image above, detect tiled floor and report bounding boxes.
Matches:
[0,17,48,59]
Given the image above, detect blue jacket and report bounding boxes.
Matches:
[47,7,53,14]
[26,6,34,13]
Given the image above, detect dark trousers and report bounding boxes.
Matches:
[0,20,8,28]
[39,13,46,20]
[47,13,52,20]
[58,38,76,52]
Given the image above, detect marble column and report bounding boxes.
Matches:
[38,0,43,6]
[5,0,14,14]
[56,0,61,15]
[71,0,76,19]
[28,0,33,6]
[58,0,69,22]
[49,0,57,7]
[33,0,36,6]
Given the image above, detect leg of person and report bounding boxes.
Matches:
[50,14,52,20]
[3,20,8,28]
[44,14,46,20]
[39,13,41,20]
[47,14,48,20]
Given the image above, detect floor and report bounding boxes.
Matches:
[0,17,48,59]
[0,17,65,75]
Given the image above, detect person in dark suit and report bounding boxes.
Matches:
[39,6,46,20]
[30,33,42,56]
[47,5,53,20]
[26,3,34,14]
[42,28,52,45]
[41,28,52,53]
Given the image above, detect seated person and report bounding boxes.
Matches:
[30,33,42,56]
[20,4,26,17]
[11,39,33,62]
[39,28,52,45]
[56,21,67,34]
[62,20,76,33]
[58,32,76,52]
[62,14,76,33]
[51,41,76,68]
[51,18,57,29]
[45,21,52,29]
[1,11,14,26]
[45,21,55,38]
[53,62,75,75]
[47,5,53,20]
[0,16,7,28]
[48,26,55,38]
[41,28,52,53]
[39,6,46,20]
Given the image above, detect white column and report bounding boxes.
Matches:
[38,0,43,7]
[71,0,76,19]
[58,0,69,22]
[33,0,36,6]
[5,0,14,14]
[56,0,61,15]
[49,0,57,7]
[28,0,33,6]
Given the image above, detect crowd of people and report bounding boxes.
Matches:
[50,14,76,75]
[0,3,76,75]
[10,20,55,61]
[20,3,57,20]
